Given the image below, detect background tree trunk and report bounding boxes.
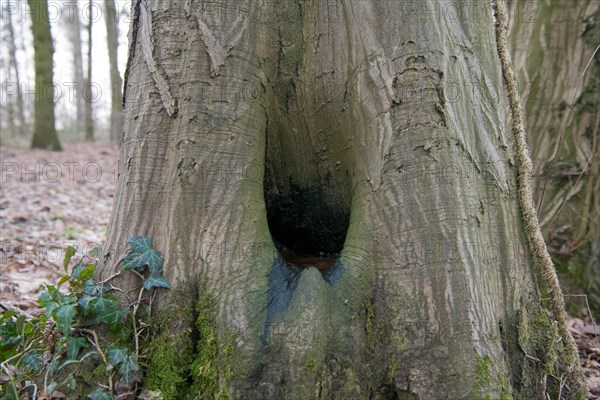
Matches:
[66,0,86,138]
[104,0,124,142]
[84,0,94,141]
[4,1,26,138]
[508,0,600,314]
[99,1,581,398]
[28,0,62,151]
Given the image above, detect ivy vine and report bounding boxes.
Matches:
[0,236,169,399]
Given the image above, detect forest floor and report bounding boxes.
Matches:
[1,142,599,397]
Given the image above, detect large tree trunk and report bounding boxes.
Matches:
[104,0,124,142]
[28,0,62,151]
[100,1,582,398]
[508,0,600,314]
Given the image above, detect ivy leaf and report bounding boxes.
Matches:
[138,249,164,274]
[143,274,170,291]
[55,304,77,336]
[122,236,164,273]
[80,264,96,281]
[38,290,53,306]
[84,280,110,296]
[120,250,143,271]
[88,388,112,400]
[71,260,85,279]
[57,275,71,287]
[0,338,21,357]
[96,306,129,327]
[15,315,25,335]
[0,310,16,323]
[72,261,95,281]
[43,301,60,318]
[0,318,19,345]
[39,285,64,305]
[62,293,78,305]
[48,285,64,303]
[107,346,128,367]
[63,246,76,271]
[22,349,43,371]
[66,336,89,360]
[119,354,140,385]
[127,236,152,253]
[90,297,118,316]
[78,294,95,314]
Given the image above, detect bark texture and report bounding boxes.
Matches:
[99,1,583,398]
[28,0,62,151]
[509,0,600,314]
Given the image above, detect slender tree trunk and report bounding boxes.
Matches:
[1,63,16,141]
[66,0,85,137]
[95,1,583,399]
[84,0,94,141]
[509,0,600,313]
[28,0,62,151]
[104,0,124,142]
[5,2,26,137]
[1,35,15,140]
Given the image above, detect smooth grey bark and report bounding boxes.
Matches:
[104,0,123,142]
[509,0,600,313]
[0,54,16,141]
[66,0,85,136]
[84,0,94,141]
[98,1,580,399]
[4,1,26,138]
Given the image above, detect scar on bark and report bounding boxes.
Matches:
[139,2,177,116]
[195,13,247,77]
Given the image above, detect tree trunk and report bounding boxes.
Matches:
[508,0,600,314]
[104,0,124,142]
[84,0,94,141]
[66,0,85,137]
[99,1,582,398]
[5,1,26,138]
[28,0,62,151]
